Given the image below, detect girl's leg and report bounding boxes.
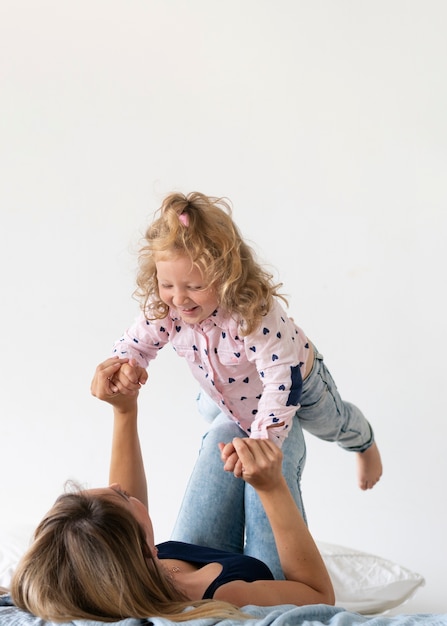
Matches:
[244,416,307,579]
[298,346,382,489]
[298,346,374,450]
[171,412,247,553]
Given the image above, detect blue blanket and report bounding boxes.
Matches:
[1,596,446,626]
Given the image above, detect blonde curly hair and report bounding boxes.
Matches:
[135,191,286,335]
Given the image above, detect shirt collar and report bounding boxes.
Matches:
[169,307,240,333]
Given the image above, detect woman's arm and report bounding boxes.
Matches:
[91,357,148,507]
[216,438,335,607]
[108,404,148,508]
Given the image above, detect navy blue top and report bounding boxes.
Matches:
[156,541,274,599]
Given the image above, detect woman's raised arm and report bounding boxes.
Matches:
[91,357,148,507]
[216,438,335,607]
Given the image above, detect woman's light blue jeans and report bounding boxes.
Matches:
[171,345,373,579]
[170,404,307,580]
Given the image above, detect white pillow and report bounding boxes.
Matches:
[317,541,425,615]
[0,526,424,616]
[0,525,33,590]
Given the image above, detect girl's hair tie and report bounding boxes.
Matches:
[178,212,189,227]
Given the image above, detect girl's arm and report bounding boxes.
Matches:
[244,299,310,446]
[91,357,148,507]
[111,312,170,390]
[216,438,335,607]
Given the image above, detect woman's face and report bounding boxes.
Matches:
[89,485,157,558]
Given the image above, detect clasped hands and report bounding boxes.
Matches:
[219,437,283,492]
[91,357,147,412]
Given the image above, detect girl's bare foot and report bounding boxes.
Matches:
[356,442,382,490]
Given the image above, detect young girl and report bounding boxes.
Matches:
[109,191,382,494]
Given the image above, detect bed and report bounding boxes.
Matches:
[2,524,443,626]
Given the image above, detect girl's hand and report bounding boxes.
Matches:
[110,359,148,396]
[218,441,244,477]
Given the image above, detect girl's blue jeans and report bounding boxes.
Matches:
[170,345,374,579]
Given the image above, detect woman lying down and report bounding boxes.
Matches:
[8,357,334,623]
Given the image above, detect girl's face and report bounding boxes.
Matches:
[156,254,219,324]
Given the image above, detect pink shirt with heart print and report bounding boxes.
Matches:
[113,298,311,445]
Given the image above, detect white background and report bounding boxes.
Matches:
[1,0,446,614]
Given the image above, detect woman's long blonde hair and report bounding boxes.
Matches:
[135,191,286,335]
[10,491,246,623]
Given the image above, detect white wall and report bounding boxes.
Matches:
[1,0,446,614]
